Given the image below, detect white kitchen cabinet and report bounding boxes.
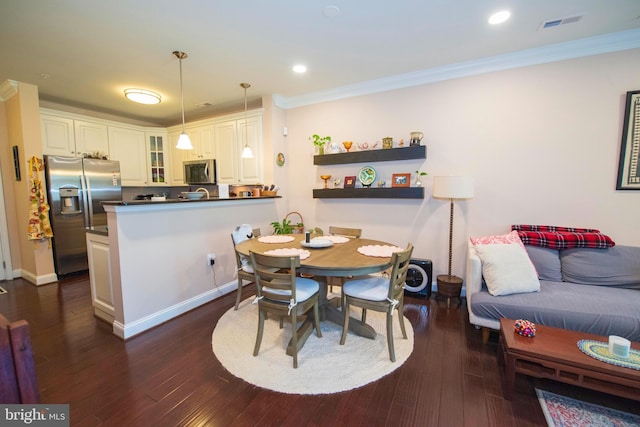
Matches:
[74,120,109,157]
[41,112,108,157]
[41,114,75,156]
[86,230,114,324]
[146,131,170,185]
[108,126,147,186]
[214,115,263,184]
[185,124,215,160]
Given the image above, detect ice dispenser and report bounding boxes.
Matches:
[59,186,80,214]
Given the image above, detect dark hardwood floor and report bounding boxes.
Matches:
[1,275,638,426]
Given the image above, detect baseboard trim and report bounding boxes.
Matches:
[112,280,237,340]
[18,269,58,286]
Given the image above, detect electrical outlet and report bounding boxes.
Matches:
[207,253,216,266]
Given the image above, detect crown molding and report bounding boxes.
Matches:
[0,80,18,102]
[274,29,640,110]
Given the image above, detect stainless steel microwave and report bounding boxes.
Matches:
[184,159,217,184]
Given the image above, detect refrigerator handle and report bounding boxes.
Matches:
[85,174,95,227]
[80,174,90,228]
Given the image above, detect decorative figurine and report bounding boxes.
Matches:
[409,132,423,146]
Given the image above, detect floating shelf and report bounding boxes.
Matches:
[313,187,424,199]
[313,145,426,165]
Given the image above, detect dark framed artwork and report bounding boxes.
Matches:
[12,146,21,181]
[392,173,410,188]
[616,90,640,190]
[344,176,356,188]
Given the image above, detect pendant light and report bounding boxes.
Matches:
[173,50,193,150]
[240,83,254,159]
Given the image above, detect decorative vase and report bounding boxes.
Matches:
[317,145,325,155]
[415,174,423,187]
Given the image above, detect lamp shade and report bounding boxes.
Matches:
[241,145,254,158]
[176,132,193,150]
[432,176,474,199]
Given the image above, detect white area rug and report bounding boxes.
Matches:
[212,297,414,394]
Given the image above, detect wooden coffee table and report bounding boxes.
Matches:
[499,318,640,401]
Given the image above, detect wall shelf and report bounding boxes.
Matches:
[313,145,426,165]
[313,187,424,199]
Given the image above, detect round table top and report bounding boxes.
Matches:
[235,234,399,277]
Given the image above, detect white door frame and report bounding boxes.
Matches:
[0,158,14,280]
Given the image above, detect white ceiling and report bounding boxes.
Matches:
[1,1,639,126]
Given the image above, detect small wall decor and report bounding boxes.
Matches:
[12,146,21,181]
[276,152,285,166]
[344,176,356,188]
[392,173,410,188]
[617,90,640,190]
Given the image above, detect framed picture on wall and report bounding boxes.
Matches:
[617,90,640,190]
[344,176,356,188]
[392,173,410,188]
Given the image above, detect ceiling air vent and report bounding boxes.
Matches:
[539,13,585,30]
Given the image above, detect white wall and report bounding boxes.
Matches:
[281,49,640,282]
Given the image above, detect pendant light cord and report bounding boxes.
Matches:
[179,55,186,133]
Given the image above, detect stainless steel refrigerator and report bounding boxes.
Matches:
[44,155,121,276]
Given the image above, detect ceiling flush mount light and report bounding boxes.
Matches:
[124,88,161,105]
[488,10,511,25]
[292,64,307,74]
[173,50,193,150]
[240,83,254,159]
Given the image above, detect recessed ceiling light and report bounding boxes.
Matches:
[292,64,307,74]
[488,10,511,25]
[124,88,161,105]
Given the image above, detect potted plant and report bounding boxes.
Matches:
[415,170,428,187]
[271,218,294,235]
[310,134,331,155]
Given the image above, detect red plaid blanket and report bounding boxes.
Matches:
[511,225,615,249]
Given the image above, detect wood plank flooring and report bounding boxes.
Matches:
[1,275,638,426]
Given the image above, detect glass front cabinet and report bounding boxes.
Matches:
[147,132,170,185]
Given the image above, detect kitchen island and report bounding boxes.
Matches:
[101,196,280,339]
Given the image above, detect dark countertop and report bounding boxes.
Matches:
[86,225,109,236]
[102,195,280,206]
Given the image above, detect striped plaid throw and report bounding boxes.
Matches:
[511,225,615,249]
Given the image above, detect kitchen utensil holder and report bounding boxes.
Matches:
[286,211,304,234]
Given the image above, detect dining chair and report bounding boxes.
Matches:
[231,226,261,310]
[249,251,322,368]
[340,243,414,362]
[327,226,362,293]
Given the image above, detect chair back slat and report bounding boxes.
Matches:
[329,226,362,238]
[250,252,300,303]
[387,244,414,300]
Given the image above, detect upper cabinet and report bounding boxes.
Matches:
[215,114,263,184]
[146,132,170,185]
[108,126,147,186]
[41,112,108,157]
[74,120,109,157]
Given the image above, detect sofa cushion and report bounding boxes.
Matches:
[470,230,525,248]
[525,246,562,281]
[474,243,540,296]
[561,245,640,289]
[470,280,640,341]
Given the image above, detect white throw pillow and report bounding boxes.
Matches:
[474,243,540,296]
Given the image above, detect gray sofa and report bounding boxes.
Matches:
[466,242,640,343]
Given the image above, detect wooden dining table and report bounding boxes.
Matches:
[234,233,399,355]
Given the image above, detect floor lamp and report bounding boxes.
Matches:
[432,176,474,307]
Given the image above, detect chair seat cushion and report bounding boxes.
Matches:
[343,276,389,301]
[263,277,319,302]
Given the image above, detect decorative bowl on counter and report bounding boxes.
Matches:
[181,192,206,200]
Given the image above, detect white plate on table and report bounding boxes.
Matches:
[300,238,333,249]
